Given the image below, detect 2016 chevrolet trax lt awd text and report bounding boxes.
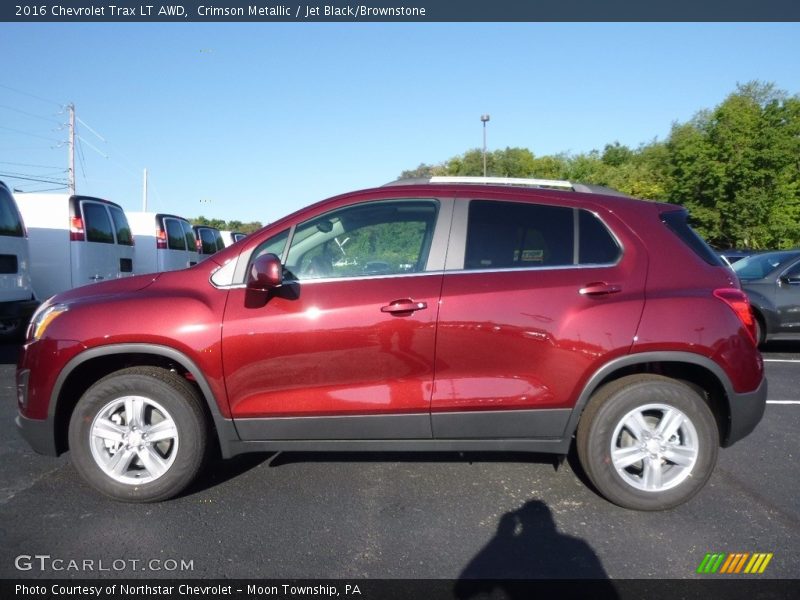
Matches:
[16,178,767,510]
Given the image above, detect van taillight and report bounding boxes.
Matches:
[70,216,85,241]
[156,228,167,249]
[713,288,757,343]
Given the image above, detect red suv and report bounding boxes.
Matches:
[16,178,767,510]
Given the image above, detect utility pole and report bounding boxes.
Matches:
[68,103,75,195]
[142,168,148,211]
[480,114,490,177]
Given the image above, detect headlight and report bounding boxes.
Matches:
[27,303,68,341]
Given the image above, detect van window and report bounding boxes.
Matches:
[165,218,187,251]
[181,221,196,252]
[83,203,114,244]
[214,230,225,252]
[109,206,133,245]
[199,229,217,254]
[0,187,24,237]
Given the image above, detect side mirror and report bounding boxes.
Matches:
[247,253,282,290]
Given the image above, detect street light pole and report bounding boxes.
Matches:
[480,114,490,177]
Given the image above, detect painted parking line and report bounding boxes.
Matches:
[766,400,800,405]
[763,359,800,363]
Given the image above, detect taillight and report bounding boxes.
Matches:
[713,288,756,343]
[156,228,167,249]
[70,216,85,241]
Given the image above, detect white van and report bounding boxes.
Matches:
[126,212,199,274]
[0,181,38,337]
[220,230,247,247]
[192,225,225,262]
[14,193,135,300]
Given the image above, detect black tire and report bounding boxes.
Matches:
[753,314,766,347]
[68,366,208,502]
[576,374,719,511]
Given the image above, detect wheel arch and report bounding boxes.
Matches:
[50,344,238,455]
[565,352,736,447]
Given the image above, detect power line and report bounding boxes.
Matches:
[0,83,62,107]
[17,184,68,193]
[0,125,62,143]
[76,116,106,142]
[0,160,63,169]
[0,172,68,185]
[0,104,61,125]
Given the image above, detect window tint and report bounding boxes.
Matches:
[661,211,724,267]
[181,221,196,252]
[0,187,24,237]
[286,200,438,281]
[252,229,290,262]
[199,228,217,254]
[108,206,133,245]
[579,209,620,264]
[82,203,114,244]
[214,230,225,252]
[465,200,620,270]
[165,218,187,251]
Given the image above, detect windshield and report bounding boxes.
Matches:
[732,251,800,280]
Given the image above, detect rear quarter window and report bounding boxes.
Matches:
[661,210,724,267]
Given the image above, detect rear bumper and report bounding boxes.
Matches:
[16,412,58,456]
[724,376,767,447]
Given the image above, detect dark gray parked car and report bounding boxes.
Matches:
[733,250,800,344]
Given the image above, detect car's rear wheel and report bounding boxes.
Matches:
[576,374,719,511]
[68,367,208,502]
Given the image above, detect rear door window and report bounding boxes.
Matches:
[464,200,620,270]
[214,230,225,252]
[181,221,197,252]
[108,206,133,246]
[164,218,187,251]
[82,202,114,244]
[199,228,217,254]
[0,187,24,237]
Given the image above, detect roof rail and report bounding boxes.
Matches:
[384,176,629,197]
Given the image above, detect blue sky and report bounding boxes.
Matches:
[1,23,799,224]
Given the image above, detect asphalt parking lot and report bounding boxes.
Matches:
[0,342,798,581]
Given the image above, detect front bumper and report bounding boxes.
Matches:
[724,376,768,447]
[16,412,58,456]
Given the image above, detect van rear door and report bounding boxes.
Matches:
[71,199,134,287]
[161,216,195,270]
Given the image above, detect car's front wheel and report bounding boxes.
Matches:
[68,367,208,502]
[576,374,719,511]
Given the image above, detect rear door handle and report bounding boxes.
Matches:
[89,275,105,281]
[381,299,428,314]
[579,282,621,296]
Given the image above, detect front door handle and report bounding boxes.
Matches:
[381,299,428,314]
[579,282,621,296]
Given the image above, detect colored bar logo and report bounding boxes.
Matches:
[697,552,773,574]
